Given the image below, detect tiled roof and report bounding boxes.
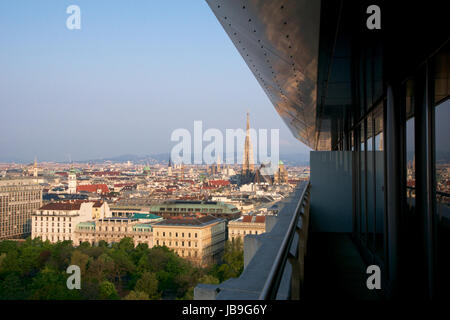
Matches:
[39,201,85,211]
[77,184,110,194]
[241,215,266,223]
[209,180,230,186]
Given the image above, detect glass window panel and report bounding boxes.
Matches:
[367,114,375,252]
[360,122,367,243]
[435,96,450,297]
[433,43,449,104]
[406,79,416,214]
[373,105,385,260]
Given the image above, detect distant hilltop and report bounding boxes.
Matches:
[0,152,311,166]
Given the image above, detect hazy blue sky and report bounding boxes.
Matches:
[0,0,309,162]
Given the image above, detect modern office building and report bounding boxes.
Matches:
[0,178,42,240]
[195,0,449,300]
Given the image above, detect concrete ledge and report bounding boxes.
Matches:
[194,183,308,300]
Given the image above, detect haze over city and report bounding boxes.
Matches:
[0,0,309,163]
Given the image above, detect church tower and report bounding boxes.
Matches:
[33,157,38,178]
[68,169,77,194]
[242,112,255,174]
[168,154,173,176]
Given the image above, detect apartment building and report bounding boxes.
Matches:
[31,201,94,242]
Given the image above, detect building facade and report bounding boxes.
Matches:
[31,201,94,242]
[73,217,154,247]
[228,215,266,240]
[0,178,42,240]
[68,170,77,194]
[148,200,241,221]
[152,215,226,266]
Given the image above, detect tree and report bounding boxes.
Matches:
[98,280,119,300]
[209,238,244,282]
[86,253,115,283]
[118,237,134,253]
[0,240,18,255]
[0,273,28,300]
[198,274,220,285]
[123,290,149,300]
[135,272,160,299]
[70,250,89,274]
[109,249,135,288]
[29,267,80,300]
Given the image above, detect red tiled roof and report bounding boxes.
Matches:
[201,186,216,190]
[209,180,230,186]
[255,216,266,223]
[241,215,266,223]
[77,184,110,194]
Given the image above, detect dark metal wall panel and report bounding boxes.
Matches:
[206,0,321,149]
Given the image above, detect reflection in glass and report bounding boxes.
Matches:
[435,97,450,297]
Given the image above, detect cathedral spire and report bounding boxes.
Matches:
[242,111,255,174]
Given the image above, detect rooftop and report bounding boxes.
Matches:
[155,215,222,227]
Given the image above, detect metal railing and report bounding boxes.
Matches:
[258,181,310,299]
[194,181,311,300]
[406,186,450,221]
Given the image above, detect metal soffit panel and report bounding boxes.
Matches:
[206,0,321,149]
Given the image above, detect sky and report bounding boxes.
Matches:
[0,0,309,163]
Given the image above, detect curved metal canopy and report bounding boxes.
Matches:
[206,0,321,149]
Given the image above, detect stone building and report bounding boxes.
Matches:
[31,200,93,242]
[228,215,267,240]
[152,215,226,266]
[73,217,154,247]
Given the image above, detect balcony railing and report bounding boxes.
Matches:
[194,181,311,300]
